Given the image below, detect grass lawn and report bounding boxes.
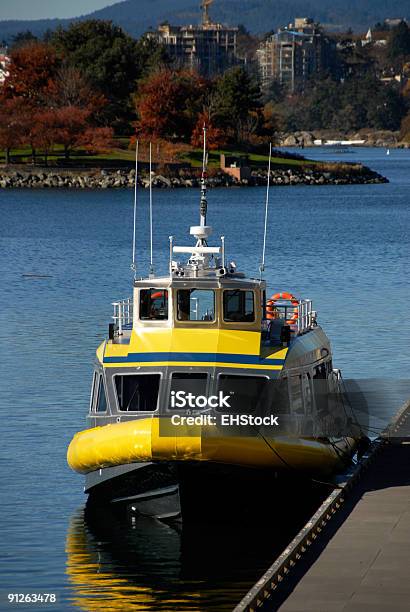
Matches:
[179,148,318,168]
[0,140,343,171]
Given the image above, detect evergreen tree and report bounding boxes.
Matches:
[388,21,410,59]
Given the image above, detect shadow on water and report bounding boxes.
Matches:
[65,481,328,611]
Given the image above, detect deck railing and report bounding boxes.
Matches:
[112,298,133,335]
[297,299,316,334]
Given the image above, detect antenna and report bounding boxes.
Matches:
[131,139,138,278]
[149,142,154,276]
[200,124,208,228]
[260,142,272,279]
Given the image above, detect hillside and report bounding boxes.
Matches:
[1,0,410,41]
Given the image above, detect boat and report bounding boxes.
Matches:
[67,134,363,521]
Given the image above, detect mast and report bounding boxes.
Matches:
[260,142,272,279]
[171,123,223,273]
[131,139,139,278]
[200,124,208,229]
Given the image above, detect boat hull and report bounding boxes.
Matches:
[84,447,349,522]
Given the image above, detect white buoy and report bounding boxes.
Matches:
[386,148,390,155]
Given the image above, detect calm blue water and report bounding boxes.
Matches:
[0,147,409,610]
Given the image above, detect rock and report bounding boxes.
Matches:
[154,174,171,187]
[0,161,388,190]
[282,135,298,147]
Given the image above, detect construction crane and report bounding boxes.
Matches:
[201,0,213,25]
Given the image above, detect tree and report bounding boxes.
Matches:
[214,67,262,143]
[50,20,140,129]
[191,112,225,149]
[0,97,27,163]
[11,30,38,50]
[17,104,45,163]
[135,69,206,142]
[51,106,92,160]
[31,109,59,166]
[400,113,410,142]
[388,21,410,60]
[3,42,59,102]
[79,127,116,154]
[279,74,406,132]
[373,21,389,33]
[134,35,171,78]
[45,66,106,116]
[366,83,406,130]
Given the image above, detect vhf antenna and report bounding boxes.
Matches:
[200,124,208,230]
[149,142,154,277]
[260,142,272,279]
[131,139,139,279]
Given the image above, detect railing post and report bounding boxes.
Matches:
[118,302,123,336]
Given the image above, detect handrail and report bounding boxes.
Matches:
[112,298,133,336]
[296,299,315,334]
[268,299,315,335]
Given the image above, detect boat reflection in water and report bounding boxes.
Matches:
[66,487,326,611]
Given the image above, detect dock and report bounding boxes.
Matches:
[235,401,410,612]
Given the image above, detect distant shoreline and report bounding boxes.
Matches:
[276,129,407,149]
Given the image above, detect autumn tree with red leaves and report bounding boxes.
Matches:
[50,107,91,159]
[79,127,116,155]
[0,98,27,163]
[135,69,207,142]
[3,42,59,102]
[191,112,225,149]
[30,109,59,166]
[1,40,114,164]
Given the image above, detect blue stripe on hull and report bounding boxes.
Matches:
[103,351,285,366]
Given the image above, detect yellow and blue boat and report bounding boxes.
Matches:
[67,138,362,520]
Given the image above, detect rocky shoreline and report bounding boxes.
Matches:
[0,165,388,189]
[276,129,405,148]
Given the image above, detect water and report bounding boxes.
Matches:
[1,147,409,610]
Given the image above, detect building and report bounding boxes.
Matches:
[384,18,407,28]
[361,28,388,47]
[0,48,10,86]
[256,18,337,92]
[220,154,251,181]
[151,1,240,76]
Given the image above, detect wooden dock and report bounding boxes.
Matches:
[235,402,410,612]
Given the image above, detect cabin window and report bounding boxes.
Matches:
[169,373,208,410]
[303,373,314,415]
[139,289,168,321]
[114,374,160,412]
[89,372,98,412]
[290,375,304,415]
[96,375,108,413]
[275,377,290,414]
[312,368,329,415]
[177,289,215,321]
[216,374,268,413]
[223,290,255,322]
[313,363,327,379]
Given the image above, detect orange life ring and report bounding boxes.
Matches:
[286,311,299,325]
[268,292,299,325]
[271,291,296,301]
[270,292,299,305]
[151,291,165,299]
